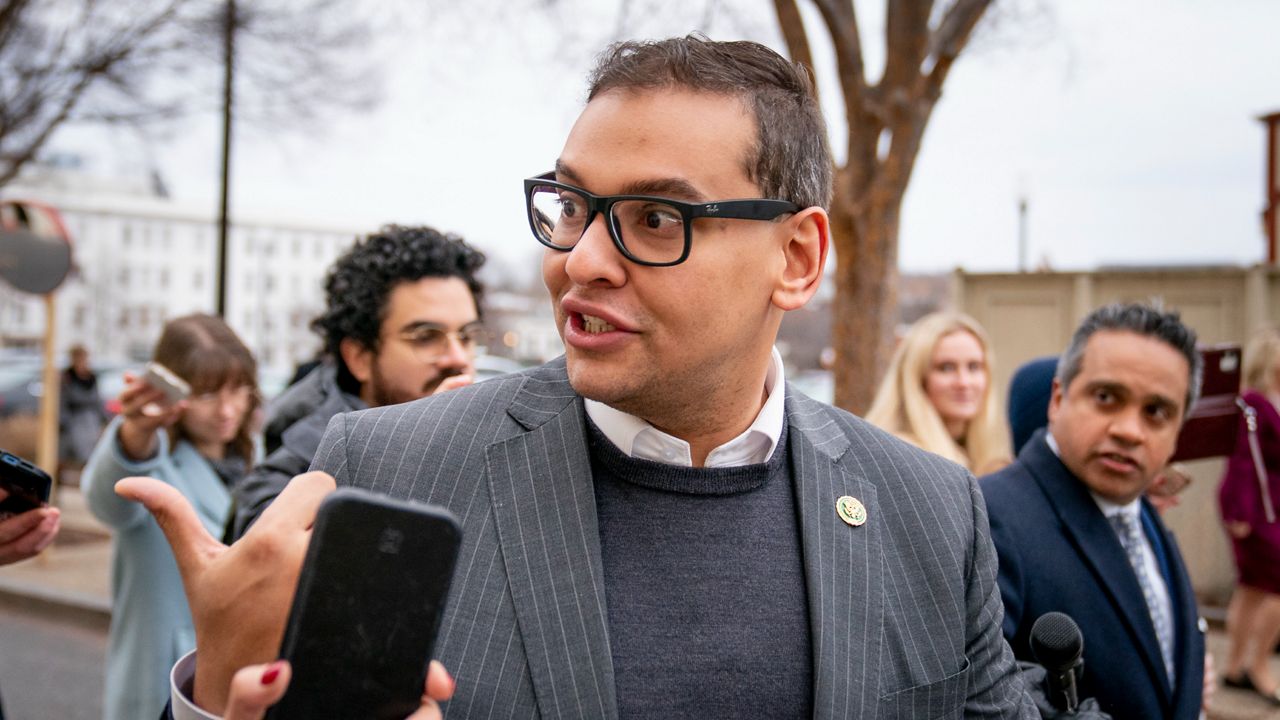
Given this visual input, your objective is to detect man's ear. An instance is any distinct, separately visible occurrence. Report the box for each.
[339,337,374,385]
[1047,377,1064,423]
[771,207,829,312]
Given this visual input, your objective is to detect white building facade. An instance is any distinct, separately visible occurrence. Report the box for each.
[1,167,361,378]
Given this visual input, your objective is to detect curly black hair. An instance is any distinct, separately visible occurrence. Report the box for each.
[312,225,486,363]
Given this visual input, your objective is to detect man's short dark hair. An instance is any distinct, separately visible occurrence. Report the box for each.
[1056,302,1202,416]
[312,225,486,362]
[587,34,833,210]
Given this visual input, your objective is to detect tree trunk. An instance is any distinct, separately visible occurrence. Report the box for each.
[830,174,902,415]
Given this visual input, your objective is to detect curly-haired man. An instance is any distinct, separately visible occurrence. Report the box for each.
[228,225,486,537]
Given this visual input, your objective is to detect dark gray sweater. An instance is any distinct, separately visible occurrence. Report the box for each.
[588,420,812,719]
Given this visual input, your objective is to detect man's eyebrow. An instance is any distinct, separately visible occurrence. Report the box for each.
[399,320,447,333]
[1084,380,1128,398]
[400,319,484,333]
[553,160,706,202]
[1085,380,1181,412]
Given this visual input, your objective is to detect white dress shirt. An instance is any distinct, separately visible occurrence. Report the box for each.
[584,346,786,467]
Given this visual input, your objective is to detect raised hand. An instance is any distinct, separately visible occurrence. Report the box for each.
[116,372,186,461]
[115,471,335,715]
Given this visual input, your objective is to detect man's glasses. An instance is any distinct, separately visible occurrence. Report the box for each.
[523,172,800,267]
[397,324,488,364]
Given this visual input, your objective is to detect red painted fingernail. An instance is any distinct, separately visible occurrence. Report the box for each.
[261,663,282,685]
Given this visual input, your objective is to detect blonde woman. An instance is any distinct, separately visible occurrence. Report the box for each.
[866,311,1012,474]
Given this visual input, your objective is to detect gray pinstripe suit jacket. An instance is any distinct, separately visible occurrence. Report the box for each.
[310,359,1036,719]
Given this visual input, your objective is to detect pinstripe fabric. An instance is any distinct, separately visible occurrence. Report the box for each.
[310,358,1036,719]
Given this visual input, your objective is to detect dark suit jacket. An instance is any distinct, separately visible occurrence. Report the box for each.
[304,359,1035,719]
[980,430,1205,720]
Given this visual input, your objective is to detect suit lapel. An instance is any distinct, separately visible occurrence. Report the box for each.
[1149,506,1203,712]
[1021,436,1172,698]
[485,365,618,719]
[787,390,884,719]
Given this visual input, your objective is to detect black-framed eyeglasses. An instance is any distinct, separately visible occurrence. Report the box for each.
[523,171,801,267]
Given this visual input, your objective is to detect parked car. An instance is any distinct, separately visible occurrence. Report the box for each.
[0,359,44,418]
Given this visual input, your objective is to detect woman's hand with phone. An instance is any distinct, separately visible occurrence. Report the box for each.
[116,371,187,461]
[222,659,455,720]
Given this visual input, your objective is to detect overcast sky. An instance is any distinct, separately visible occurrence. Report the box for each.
[53,0,1280,278]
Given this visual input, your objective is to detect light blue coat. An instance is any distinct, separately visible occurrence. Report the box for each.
[82,417,231,720]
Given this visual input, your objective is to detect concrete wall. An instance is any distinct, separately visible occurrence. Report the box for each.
[954,264,1280,605]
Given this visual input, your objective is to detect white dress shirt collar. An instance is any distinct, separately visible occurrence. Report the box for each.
[584,347,787,468]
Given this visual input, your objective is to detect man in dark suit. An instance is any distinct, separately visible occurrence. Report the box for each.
[125,36,1038,719]
[981,303,1207,719]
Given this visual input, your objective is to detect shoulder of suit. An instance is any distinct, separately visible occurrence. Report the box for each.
[787,392,975,491]
[333,363,555,438]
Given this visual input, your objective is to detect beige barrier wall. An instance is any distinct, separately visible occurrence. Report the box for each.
[954,264,1280,605]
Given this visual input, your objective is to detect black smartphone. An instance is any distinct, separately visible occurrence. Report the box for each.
[266,488,462,720]
[0,449,52,518]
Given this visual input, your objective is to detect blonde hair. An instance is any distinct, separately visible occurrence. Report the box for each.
[865,312,1011,474]
[1243,327,1280,393]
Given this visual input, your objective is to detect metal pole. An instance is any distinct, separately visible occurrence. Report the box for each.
[36,294,60,479]
[216,0,235,317]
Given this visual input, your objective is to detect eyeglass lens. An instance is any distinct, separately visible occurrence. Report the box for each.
[403,327,486,362]
[529,185,686,264]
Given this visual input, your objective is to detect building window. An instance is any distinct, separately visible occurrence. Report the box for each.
[118,268,130,286]
[159,268,169,289]
[122,225,132,247]
[193,272,203,290]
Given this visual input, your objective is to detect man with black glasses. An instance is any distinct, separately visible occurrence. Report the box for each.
[130,35,1037,719]
[227,225,487,539]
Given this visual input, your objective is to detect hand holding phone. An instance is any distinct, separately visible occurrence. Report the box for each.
[0,449,52,517]
[0,449,59,565]
[140,361,191,414]
[266,488,462,720]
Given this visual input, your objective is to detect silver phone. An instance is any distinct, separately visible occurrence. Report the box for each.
[141,361,191,404]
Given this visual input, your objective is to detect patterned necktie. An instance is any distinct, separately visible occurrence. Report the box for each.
[1110,512,1175,683]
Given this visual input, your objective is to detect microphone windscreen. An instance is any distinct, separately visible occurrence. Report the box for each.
[1030,611,1083,669]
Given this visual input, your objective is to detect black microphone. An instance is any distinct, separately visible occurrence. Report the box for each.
[1031,612,1084,714]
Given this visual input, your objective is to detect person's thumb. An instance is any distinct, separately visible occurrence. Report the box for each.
[115,476,223,579]
[223,661,291,720]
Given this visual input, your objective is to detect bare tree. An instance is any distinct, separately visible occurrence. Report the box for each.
[770,0,995,413]
[0,0,379,189]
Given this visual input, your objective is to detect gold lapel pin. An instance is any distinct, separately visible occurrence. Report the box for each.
[836,495,867,527]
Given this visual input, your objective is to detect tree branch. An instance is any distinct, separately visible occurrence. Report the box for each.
[923,0,991,99]
[882,0,932,91]
[772,0,816,81]
[811,0,866,125]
